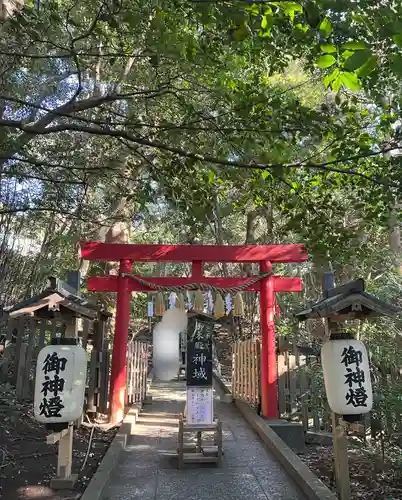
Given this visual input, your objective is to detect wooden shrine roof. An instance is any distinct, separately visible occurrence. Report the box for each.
[5,276,109,320]
[295,278,401,321]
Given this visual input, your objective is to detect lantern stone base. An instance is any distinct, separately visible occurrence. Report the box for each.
[50,474,78,490]
[267,419,306,454]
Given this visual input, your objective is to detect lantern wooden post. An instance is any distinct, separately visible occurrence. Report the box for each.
[324,323,351,500]
[51,279,79,490]
[322,273,351,500]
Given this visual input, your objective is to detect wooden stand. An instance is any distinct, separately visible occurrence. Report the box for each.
[47,424,77,489]
[325,318,351,500]
[177,415,222,469]
[331,413,351,499]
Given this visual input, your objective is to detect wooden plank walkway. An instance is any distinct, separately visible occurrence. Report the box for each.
[102,380,306,500]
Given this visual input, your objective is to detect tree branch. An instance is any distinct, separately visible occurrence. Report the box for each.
[0,119,396,185]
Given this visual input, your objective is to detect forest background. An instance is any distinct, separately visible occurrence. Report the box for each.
[1,0,402,491]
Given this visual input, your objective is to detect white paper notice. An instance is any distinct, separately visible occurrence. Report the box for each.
[186,387,213,425]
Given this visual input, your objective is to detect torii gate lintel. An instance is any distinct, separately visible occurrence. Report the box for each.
[80,241,307,424]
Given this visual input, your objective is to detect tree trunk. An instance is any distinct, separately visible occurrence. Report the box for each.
[389,202,402,274]
[0,0,24,20]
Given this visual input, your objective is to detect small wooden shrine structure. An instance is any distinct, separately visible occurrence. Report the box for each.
[6,274,110,330]
[295,277,400,322]
[4,273,110,490]
[296,275,401,500]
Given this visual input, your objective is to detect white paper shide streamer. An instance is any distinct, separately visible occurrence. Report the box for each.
[186,291,192,310]
[153,308,188,381]
[169,292,176,309]
[207,290,214,314]
[225,294,232,314]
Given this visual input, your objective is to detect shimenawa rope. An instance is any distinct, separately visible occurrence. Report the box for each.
[120,271,273,294]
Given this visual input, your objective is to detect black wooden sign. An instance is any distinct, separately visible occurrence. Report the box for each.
[186,317,213,387]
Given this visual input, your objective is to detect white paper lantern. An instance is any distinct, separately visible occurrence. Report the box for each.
[321,338,373,415]
[153,322,180,381]
[34,345,87,423]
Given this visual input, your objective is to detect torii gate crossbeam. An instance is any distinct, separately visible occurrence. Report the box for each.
[80,241,307,424]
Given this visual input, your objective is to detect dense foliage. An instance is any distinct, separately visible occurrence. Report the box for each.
[0,0,401,469]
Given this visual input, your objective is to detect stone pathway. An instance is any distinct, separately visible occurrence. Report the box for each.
[102,380,306,500]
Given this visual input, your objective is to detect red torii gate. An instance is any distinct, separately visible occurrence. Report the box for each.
[80,241,307,423]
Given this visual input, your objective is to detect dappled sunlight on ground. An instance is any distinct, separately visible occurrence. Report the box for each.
[16,486,54,498]
[103,379,306,500]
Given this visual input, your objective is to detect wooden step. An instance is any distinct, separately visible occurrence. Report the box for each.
[202,446,218,456]
[182,422,218,432]
[183,453,219,463]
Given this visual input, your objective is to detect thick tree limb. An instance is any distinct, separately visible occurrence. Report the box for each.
[0,119,396,184]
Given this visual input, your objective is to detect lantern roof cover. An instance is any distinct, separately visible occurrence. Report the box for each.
[295,278,401,321]
[4,276,110,320]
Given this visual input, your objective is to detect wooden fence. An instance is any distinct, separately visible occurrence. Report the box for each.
[126,340,149,404]
[0,315,149,418]
[231,338,331,432]
[0,316,111,415]
[231,337,402,439]
[276,341,332,433]
[232,339,260,408]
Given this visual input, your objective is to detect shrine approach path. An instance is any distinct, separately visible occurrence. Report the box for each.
[101,379,306,500]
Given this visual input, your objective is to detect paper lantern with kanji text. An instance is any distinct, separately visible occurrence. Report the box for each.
[321,338,373,415]
[34,345,87,423]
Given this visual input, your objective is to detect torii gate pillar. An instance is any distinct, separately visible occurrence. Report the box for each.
[80,242,307,423]
[260,260,277,417]
[109,259,132,424]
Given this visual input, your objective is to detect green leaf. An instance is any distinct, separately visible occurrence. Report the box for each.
[280,2,303,22]
[245,3,260,15]
[390,54,402,78]
[341,50,354,61]
[342,41,368,50]
[319,18,332,37]
[340,71,362,91]
[320,44,336,53]
[304,1,320,28]
[208,170,215,183]
[344,49,372,71]
[392,34,402,48]
[261,14,273,31]
[324,68,340,88]
[316,54,336,68]
[295,23,308,32]
[356,55,378,77]
[332,75,343,91]
[233,21,250,41]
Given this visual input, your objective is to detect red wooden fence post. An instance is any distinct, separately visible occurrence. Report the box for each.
[260,260,278,419]
[109,259,132,424]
